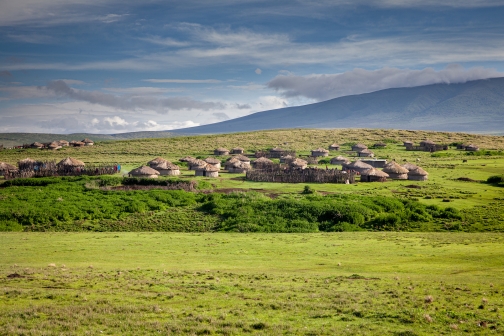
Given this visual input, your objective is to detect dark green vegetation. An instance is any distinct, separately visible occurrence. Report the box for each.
[1,232,503,335]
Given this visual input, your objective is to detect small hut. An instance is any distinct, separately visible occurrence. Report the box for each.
[129,166,160,178]
[189,159,207,171]
[47,142,62,150]
[343,160,374,174]
[328,143,340,151]
[231,147,244,154]
[373,142,387,148]
[152,161,180,176]
[204,157,222,169]
[357,149,374,158]
[57,140,70,147]
[228,161,250,173]
[408,167,428,181]
[402,162,419,171]
[465,144,479,151]
[361,159,387,168]
[30,142,44,149]
[224,157,240,170]
[289,158,307,170]
[330,156,350,165]
[382,161,409,180]
[0,162,17,174]
[456,143,468,150]
[82,138,94,146]
[180,156,196,162]
[234,154,251,167]
[18,158,39,170]
[58,157,85,168]
[148,157,167,167]
[360,168,389,182]
[311,148,329,157]
[195,165,219,178]
[73,141,85,147]
[420,140,435,148]
[403,141,413,147]
[251,157,273,169]
[214,147,229,156]
[351,143,368,152]
[280,155,294,163]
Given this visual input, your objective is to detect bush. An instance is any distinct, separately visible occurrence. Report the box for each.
[302,185,316,194]
[487,175,504,184]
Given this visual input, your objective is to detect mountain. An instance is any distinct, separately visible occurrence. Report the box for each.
[173,78,504,134]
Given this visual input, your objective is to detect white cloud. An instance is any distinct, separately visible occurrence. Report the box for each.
[142,79,222,84]
[267,65,504,101]
[139,36,190,47]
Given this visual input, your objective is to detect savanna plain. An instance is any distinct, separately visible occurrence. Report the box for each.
[1,128,504,335]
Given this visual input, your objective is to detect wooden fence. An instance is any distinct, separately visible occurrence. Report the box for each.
[3,161,121,179]
[405,144,448,152]
[246,165,355,184]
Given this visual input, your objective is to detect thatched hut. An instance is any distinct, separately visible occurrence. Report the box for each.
[330,156,350,165]
[231,147,244,154]
[289,158,307,169]
[224,157,240,170]
[279,155,294,163]
[228,161,250,173]
[329,143,340,151]
[214,147,229,156]
[251,157,273,169]
[189,159,207,171]
[57,140,70,147]
[152,161,180,176]
[456,143,469,150]
[58,157,85,168]
[180,156,196,162]
[408,167,428,181]
[311,148,329,157]
[373,142,387,148]
[352,143,368,152]
[73,141,85,147]
[343,160,373,174]
[402,162,419,171]
[357,149,374,158]
[148,157,167,167]
[420,140,435,147]
[270,147,284,154]
[360,168,389,182]
[234,154,251,167]
[82,138,94,146]
[129,166,160,178]
[18,158,38,170]
[195,165,219,177]
[382,161,409,180]
[465,144,479,151]
[204,157,222,169]
[403,141,413,147]
[361,159,387,168]
[30,142,44,149]
[0,162,17,174]
[47,142,62,150]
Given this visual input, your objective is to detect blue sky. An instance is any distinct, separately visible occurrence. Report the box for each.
[1,0,504,133]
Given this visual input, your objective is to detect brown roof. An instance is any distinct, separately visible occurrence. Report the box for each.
[58,157,85,167]
[31,142,43,147]
[82,138,94,143]
[253,157,273,163]
[230,161,249,169]
[234,154,251,162]
[408,167,428,176]
[270,147,284,152]
[329,143,339,147]
[130,166,160,175]
[421,140,436,145]
[402,162,419,171]
[353,143,367,149]
[312,148,329,153]
[191,159,208,168]
[148,157,167,165]
[180,156,196,162]
[58,140,69,145]
[204,157,221,164]
[153,161,179,170]
[290,158,307,167]
[232,147,244,151]
[0,162,17,171]
[358,149,374,154]
[48,142,61,149]
[382,162,409,174]
[196,164,219,172]
[19,158,36,164]
[361,168,389,177]
[344,160,374,169]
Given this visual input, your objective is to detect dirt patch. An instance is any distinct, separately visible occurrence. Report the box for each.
[7,273,24,279]
[456,177,477,182]
[405,185,422,189]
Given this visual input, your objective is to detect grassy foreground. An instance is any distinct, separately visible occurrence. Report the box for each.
[1,232,503,335]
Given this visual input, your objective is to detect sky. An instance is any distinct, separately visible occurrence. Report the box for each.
[1,0,504,134]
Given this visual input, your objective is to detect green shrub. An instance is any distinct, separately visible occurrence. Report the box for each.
[487,175,503,184]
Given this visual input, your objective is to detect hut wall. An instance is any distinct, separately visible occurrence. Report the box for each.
[159,169,181,176]
[246,165,355,184]
[361,160,387,168]
[205,171,219,178]
[357,152,374,157]
[228,167,248,173]
[214,150,229,155]
[231,149,244,154]
[330,159,348,165]
[387,173,408,180]
[408,175,428,181]
[131,173,158,178]
[311,151,329,157]
[207,162,222,169]
[465,147,479,151]
[329,146,340,151]
[195,170,205,176]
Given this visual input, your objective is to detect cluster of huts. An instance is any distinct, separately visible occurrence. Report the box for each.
[26,139,94,150]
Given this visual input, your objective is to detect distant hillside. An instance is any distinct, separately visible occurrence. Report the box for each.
[0,131,184,148]
[172,78,504,134]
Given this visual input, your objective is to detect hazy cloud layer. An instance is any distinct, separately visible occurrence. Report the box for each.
[267,65,504,101]
[42,80,226,113]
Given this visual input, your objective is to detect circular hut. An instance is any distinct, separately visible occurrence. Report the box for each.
[465,144,479,151]
[47,142,62,150]
[152,161,180,176]
[195,165,219,178]
[311,148,329,157]
[82,138,94,146]
[351,143,368,152]
[373,142,387,148]
[58,157,85,168]
[30,142,44,149]
[148,157,167,167]
[402,162,419,171]
[129,166,160,178]
[328,143,340,151]
[403,141,413,147]
[180,156,196,162]
[57,140,70,147]
[0,162,17,175]
[73,141,85,147]
[420,140,436,149]
[228,161,250,173]
[189,159,207,171]
[204,157,222,169]
[343,160,374,174]
[360,168,389,182]
[279,155,294,163]
[224,157,240,170]
[214,147,229,156]
[251,157,273,169]
[382,161,409,180]
[408,167,428,181]
[234,154,251,166]
[357,149,374,158]
[231,147,244,154]
[330,156,350,165]
[18,158,39,170]
[289,158,307,170]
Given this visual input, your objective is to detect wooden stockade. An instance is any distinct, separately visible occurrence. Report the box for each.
[4,161,121,180]
[405,144,448,152]
[255,150,296,159]
[246,165,355,184]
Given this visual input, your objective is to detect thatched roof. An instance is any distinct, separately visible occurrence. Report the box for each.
[153,161,179,170]
[196,164,219,172]
[270,147,284,152]
[215,147,229,152]
[148,157,167,166]
[48,141,61,149]
[361,168,389,177]
[334,155,349,161]
[358,149,374,154]
[230,161,249,169]
[19,158,36,164]
[58,157,85,167]
[31,142,43,147]
[130,166,160,175]
[226,157,240,163]
[232,147,244,151]
[421,140,436,145]
[401,162,419,171]
[82,138,94,143]
[329,143,339,148]
[382,162,409,174]
[180,156,196,162]
[281,155,293,160]
[253,157,273,164]
[74,141,85,146]
[58,140,69,145]
[344,160,373,170]
[0,162,17,171]
[290,158,307,167]
[312,147,329,153]
[408,167,428,176]
[465,144,479,150]
[374,142,387,146]
[234,154,251,162]
[204,157,221,164]
[353,143,367,149]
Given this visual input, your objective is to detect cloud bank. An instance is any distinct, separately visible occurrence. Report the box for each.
[267,65,504,101]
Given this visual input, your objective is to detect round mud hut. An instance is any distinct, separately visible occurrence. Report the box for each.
[129,166,160,178]
[289,158,307,170]
[231,147,244,154]
[373,142,387,148]
[408,167,428,181]
[82,138,94,146]
[357,149,375,158]
[360,168,389,182]
[234,154,251,167]
[382,161,409,180]
[30,142,44,149]
[214,147,229,156]
[58,157,85,168]
[189,159,207,171]
[420,140,436,148]
[351,143,368,152]
[251,157,273,169]
[152,161,180,176]
[180,156,196,163]
[195,165,219,178]
[148,157,167,167]
[204,157,222,169]
[47,142,62,150]
[228,161,250,173]
[0,162,17,174]
[343,160,374,174]
[328,143,340,151]
[402,162,419,171]
[311,148,329,157]
[57,140,70,147]
[279,155,294,163]
[465,144,479,151]
[403,141,413,147]
[224,157,240,170]
[73,141,85,147]
[330,156,350,165]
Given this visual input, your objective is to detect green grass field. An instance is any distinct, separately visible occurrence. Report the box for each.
[1,232,503,335]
